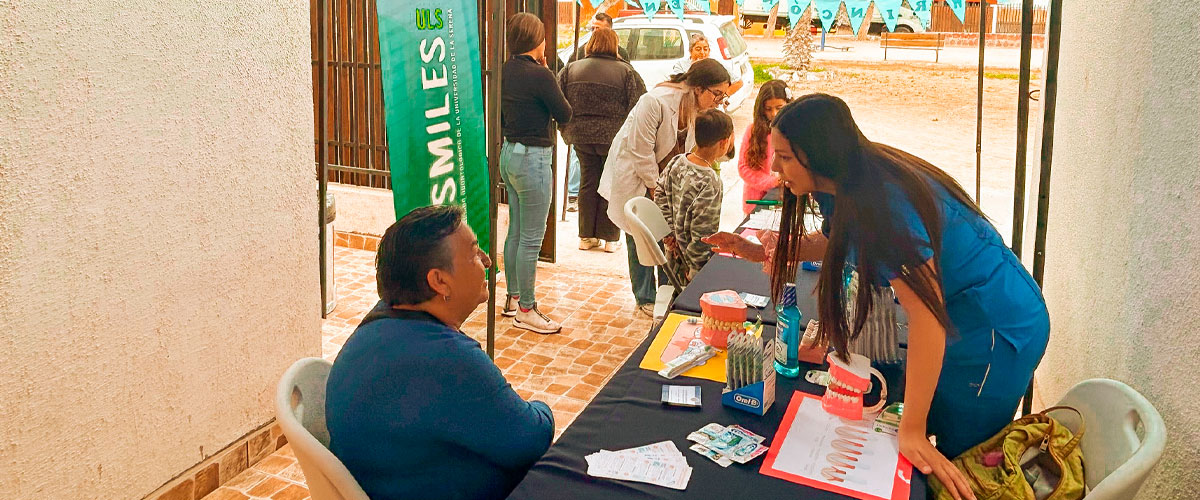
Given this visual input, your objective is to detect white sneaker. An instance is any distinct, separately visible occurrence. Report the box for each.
[501,295,519,317]
[603,240,621,253]
[514,305,562,334]
[636,303,655,318]
[579,238,599,250]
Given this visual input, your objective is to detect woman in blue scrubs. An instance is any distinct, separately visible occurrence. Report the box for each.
[707,94,1048,500]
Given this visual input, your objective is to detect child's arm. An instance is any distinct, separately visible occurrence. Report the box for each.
[683,179,722,274]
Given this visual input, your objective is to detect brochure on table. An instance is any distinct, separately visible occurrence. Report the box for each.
[761,392,913,500]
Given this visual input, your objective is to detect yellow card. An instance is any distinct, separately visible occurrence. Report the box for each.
[638,313,727,383]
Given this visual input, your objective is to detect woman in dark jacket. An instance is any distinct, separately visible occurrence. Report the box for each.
[558,27,646,253]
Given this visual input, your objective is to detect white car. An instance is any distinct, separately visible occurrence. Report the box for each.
[557,14,755,111]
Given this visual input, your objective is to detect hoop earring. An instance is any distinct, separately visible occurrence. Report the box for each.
[443,295,450,302]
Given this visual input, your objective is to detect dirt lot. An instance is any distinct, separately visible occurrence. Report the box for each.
[718,60,1043,239]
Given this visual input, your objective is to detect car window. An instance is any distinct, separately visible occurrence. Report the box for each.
[717,22,748,57]
[633,28,684,60]
[616,28,633,53]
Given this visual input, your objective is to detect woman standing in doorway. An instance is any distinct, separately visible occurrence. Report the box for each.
[738,79,790,214]
[499,13,572,334]
[600,58,734,317]
[560,27,647,253]
[671,33,711,75]
[707,94,1049,500]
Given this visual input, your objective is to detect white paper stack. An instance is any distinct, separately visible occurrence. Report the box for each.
[742,210,781,232]
[584,441,692,490]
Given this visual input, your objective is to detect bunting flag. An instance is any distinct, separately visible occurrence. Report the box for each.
[813,0,841,32]
[763,0,781,14]
[589,0,604,8]
[907,0,931,29]
[667,0,685,20]
[787,0,810,28]
[735,0,745,8]
[698,0,712,13]
[945,0,967,24]
[875,0,903,32]
[843,0,872,35]
[377,0,490,251]
[642,0,659,19]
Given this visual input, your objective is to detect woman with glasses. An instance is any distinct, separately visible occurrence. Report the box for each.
[599,58,736,317]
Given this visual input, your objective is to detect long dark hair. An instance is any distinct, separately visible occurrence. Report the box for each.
[666,58,729,87]
[768,94,986,361]
[746,80,790,170]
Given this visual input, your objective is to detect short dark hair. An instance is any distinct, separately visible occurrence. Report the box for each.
[593,12,613,27]
[376,205,464,306]
[694,109,734,148]
[507,13,546,56]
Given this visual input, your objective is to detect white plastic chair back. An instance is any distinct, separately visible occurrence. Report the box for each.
[276,358,369,500]
[1053,378,1166,500]
[624,196,671,268]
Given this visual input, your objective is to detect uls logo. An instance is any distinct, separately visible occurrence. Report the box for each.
[734,394,760,408]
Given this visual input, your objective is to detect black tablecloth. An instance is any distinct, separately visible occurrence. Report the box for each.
[672,255,822,327]
[507,315,925,500]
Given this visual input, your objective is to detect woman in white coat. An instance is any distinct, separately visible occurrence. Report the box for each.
[599,58,737,316]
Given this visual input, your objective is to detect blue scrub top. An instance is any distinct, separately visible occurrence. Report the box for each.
[811,182,1049,362]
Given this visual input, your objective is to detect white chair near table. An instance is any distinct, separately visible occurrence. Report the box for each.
[1051,378,1166,500]
[276,357,369,500]
[624,196,685,320]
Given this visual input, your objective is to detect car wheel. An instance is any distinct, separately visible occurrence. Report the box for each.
[895,25,914,33]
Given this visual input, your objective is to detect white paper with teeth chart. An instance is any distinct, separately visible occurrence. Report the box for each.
[760,392,912,500]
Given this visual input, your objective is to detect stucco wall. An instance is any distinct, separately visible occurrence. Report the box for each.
[1035,2,1200,498]
[329,183,396,237]
[0,1,320,498]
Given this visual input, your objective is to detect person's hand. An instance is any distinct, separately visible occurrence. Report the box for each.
[899,429,975,500]
[757,229,779,274]
[702,232,765,262]
[663,234,679,255]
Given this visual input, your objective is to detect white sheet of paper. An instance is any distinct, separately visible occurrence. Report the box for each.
[770,396,902,499]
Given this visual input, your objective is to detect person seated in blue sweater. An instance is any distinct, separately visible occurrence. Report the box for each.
[326,204,555,500]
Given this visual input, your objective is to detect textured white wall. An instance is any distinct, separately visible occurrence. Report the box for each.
[1036,2,1200,498]
[0,1,320,498]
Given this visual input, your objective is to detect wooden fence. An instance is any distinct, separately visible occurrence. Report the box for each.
[930,1,1047,34]
[312,0,391,189]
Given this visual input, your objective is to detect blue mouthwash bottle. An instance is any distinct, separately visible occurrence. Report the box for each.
[774,283,802,378]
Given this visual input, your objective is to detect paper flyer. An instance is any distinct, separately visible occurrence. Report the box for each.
[760,392,912,500]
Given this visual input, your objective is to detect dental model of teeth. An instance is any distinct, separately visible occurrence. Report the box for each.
[822,352,888,421]
[699,290,747,349]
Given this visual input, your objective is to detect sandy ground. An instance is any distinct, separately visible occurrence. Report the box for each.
[547,38,1041,276]
[746,35,1045,69]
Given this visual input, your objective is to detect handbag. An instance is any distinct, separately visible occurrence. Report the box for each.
[929,407,1086,500]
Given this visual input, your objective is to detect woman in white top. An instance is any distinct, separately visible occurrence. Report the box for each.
[670,33,711,76]
[599,58,736,316]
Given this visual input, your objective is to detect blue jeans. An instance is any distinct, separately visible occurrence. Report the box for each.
[568,150,580,197]
[500,140,553,309]
[626,233,669,306]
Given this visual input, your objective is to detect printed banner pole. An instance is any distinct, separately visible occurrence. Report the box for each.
[376,0,491,254]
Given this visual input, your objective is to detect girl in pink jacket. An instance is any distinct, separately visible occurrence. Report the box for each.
[738,80,791,214]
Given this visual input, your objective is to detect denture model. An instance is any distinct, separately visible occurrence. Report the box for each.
[699,290,746,349]
[797,319,829,364]
[822,352,888,421]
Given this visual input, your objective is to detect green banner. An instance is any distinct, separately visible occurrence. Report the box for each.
[377,0,491,252]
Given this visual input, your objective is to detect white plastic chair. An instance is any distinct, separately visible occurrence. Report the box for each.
[276,358,369,500]
[624,196,684,319]
[1051,378,1166,499]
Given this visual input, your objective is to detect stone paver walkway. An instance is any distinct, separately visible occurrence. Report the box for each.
[203,243,653,500]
